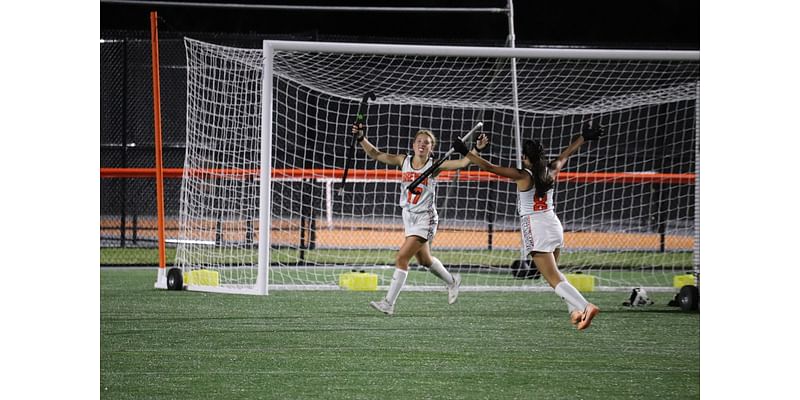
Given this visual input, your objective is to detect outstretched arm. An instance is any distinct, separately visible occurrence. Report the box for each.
[550,135,585,174]
[437,133,490,171]
[353,123,404,167]
[463,151,528,182]
[452,135,531,188]
[550,121,604,174]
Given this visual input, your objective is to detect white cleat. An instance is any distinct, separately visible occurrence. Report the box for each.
[369,299,395,315]
[447,273,462,305]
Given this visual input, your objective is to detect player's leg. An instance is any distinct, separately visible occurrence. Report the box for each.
[553,248,581,325]
[388,236,425,303]
[522,216,580,322]
[415,243,460,304]
[409,208,451,284]
[370,235,425,315]
[532,251,599,330]
[416,243,455,285]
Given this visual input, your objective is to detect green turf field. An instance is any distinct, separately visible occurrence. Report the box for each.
[101,268,699,399]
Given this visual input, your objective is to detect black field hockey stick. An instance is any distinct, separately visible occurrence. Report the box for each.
[407,122,483,193]
[340,91,376,194]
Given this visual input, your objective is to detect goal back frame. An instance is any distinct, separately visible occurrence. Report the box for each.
[255,40,699,295]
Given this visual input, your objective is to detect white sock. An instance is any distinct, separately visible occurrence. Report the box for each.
[558,272,579,313]
[385,268,408,305]
[554,279,589,313]
[427,257,454,285]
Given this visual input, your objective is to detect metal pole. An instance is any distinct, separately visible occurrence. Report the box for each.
[120,39,128,248]
[264,40,700,60]
[506,0,525,268]
[693,85,700,287]
[506,0,523,170]
[150,11,168,271]
[256,42,275,295]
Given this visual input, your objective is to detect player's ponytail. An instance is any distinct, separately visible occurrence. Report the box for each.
[523,140,553,197]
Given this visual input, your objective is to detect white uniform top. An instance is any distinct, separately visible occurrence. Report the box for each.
[399,155,437,213]
[517,168,555,215]
[517,168,563,253]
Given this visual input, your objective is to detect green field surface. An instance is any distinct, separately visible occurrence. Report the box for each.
[101,268,699,399]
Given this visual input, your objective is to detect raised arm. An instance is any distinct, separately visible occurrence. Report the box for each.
[550,121,605,175]
[353,123,404,167]
[437,132,490,171]
[452,135,530,184]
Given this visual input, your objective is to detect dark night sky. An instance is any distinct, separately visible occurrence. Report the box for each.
[100,0,699,49]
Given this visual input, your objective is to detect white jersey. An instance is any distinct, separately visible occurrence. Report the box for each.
[517,168,555,216]
[399,155,437,213]
[517,168,563,253]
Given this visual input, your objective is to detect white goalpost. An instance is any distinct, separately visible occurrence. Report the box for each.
[171,38,699,295]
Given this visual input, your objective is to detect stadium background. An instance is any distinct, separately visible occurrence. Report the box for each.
[100,0,699,260]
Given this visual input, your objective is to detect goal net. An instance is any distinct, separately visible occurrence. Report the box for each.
[173,38,699,294]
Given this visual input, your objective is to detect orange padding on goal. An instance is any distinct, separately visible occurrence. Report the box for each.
[100,168,695,184]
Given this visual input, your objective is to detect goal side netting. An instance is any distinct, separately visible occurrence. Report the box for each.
[173,38,699,294]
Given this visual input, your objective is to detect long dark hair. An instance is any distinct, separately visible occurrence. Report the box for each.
[523,140,553,197]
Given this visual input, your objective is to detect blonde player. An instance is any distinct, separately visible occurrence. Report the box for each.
[454,122,604,330]
[352,122,488,315]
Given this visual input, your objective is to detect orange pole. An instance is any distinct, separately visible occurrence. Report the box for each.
[150,11,166,270]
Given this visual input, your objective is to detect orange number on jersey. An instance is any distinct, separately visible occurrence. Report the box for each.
[533,195,548,211]
[408,187,423,204]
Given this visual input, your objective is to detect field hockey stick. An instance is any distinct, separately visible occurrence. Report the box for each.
[340,91,376,193]
[407,122,483,192]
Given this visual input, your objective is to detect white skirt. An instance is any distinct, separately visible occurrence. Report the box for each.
[520,210,564,254]
[403,208,438,242]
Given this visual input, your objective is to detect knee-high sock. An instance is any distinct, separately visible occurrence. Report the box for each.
[385,268,408,305]
[554,276,589,313]
[427,257,454,285]
[558,272,579,313]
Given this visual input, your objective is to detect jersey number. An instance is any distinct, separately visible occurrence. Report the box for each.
[407,187,423,204]
[533,195,548,211]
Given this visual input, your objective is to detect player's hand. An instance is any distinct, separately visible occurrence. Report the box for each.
[581,121,605,141]
[474,132,489,152]
[453,138,470,156]
[352,123,366,142]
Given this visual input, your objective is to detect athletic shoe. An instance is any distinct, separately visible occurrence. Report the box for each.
[447,273,462,305]
[576,303,600,331]
[570,310,583,326]
[369,299,394,316]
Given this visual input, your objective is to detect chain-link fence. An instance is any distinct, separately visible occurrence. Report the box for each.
[100,31,265,264]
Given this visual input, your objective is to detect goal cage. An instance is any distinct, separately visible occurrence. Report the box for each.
[167,38,700,295]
